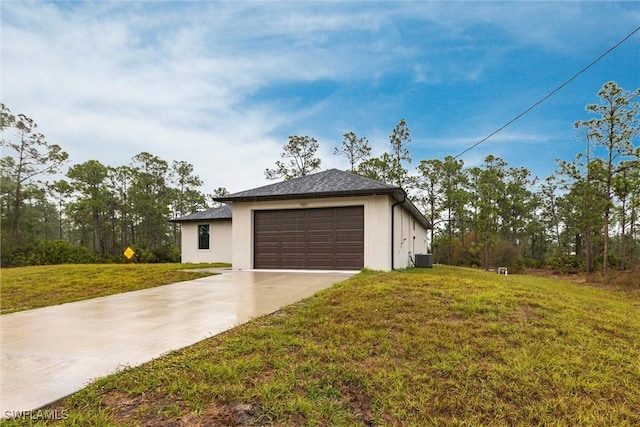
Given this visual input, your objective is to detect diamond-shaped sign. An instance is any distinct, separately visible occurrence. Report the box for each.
[123,246,135,260]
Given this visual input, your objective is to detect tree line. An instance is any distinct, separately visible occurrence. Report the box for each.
[262,82,640,274]
[1,104,230,265]
[2,81,639,273]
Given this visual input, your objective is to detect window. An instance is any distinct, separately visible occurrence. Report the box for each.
[198,224,210,250]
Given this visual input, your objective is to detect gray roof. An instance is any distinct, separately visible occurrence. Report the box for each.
[170,204,232,222]
[216,169,401,201]
[216,169,431,229]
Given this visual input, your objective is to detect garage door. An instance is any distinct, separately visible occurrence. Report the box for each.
[254,206,364,270]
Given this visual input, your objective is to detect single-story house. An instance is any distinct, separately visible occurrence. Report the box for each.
[173,168,431,271]
[170,204,232,264]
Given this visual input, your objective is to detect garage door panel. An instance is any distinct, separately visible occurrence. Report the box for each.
[282,259,306,269]
[254,206,363,270]
[337,220,362,229]
[335,244,362,253]
[255,224,280,233]
[255,257,280,269]
[280,233,306,243]
[255,240,278,248]
[336,258,362,269]
[308,232,335,242]
[309,223,334,233]
[336,231,362,241]
[308,246,334,256]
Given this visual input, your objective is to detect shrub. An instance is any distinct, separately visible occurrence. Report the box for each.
[152,244,181,263]
[3,240,99,266]
[131,245,158,263]
[547,254,585,274]
[607,253,621,271]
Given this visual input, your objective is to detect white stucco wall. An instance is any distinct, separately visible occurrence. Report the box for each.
[392,201,429,269]
[230,195,428,271]
[179,221,232,264]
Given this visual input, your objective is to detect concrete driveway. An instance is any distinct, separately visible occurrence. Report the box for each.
[0,270,354,414]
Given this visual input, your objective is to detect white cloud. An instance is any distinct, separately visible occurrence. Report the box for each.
[1,1,637,196]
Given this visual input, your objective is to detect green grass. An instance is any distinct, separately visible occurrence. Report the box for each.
[0,263,229,314]
[4,266,640,425]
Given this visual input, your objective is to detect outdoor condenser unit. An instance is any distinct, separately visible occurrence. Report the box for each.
[415,254,433,268]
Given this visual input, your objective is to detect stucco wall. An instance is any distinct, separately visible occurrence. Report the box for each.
[231,195,427,271]
[392,201,429,269]
[179,221,232,264]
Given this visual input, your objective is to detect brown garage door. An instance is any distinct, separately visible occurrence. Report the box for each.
[254,206,364,270]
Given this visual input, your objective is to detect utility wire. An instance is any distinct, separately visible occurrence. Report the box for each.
[453,25,640,159]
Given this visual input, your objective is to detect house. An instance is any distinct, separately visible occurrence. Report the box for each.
[173,168,430,270]
[170,204,232,264]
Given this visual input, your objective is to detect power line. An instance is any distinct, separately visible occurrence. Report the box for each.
[453,25,640,159]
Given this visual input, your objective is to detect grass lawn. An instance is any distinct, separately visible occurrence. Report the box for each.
[5,266,640,426]
[0,263,228,314]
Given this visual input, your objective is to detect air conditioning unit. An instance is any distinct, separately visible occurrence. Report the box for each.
[414,254,433,268]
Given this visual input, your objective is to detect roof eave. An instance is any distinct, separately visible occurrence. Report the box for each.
[169,217,232,223]
[214,187,403,203]
[215,188,431,229]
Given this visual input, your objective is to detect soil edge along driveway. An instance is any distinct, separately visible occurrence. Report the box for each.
[0,270,354,414]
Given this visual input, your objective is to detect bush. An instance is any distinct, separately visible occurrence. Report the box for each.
[102,253,126,264]
[1,240,182,266]
[3,239,99,266]
[607,253,621,270]
[131,245,158,263]
[547,254,585,274]
[107,244,179,264]
[152,244,181,263]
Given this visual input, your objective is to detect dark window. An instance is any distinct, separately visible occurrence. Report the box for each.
[198,224,210,249]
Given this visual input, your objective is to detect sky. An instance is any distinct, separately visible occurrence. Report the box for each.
[2,1,639,195]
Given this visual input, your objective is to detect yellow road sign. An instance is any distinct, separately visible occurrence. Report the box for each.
[123,246,135,260]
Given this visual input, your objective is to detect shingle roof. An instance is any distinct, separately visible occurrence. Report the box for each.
[215,169,402,202]
[215,169,431,229]
[170,204,232,222]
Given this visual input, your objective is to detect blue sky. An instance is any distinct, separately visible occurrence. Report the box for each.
[2,1,639,193]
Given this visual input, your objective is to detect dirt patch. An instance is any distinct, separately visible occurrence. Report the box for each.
[511,304,542,322]
[70,391,267,426]
[340,383,376,426]
[228,403,264,426]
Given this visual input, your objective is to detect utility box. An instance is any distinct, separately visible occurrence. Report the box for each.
[415,254,433,268]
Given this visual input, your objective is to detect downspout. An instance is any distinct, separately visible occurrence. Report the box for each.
[412,236,416,266]
[391,194,406,270]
